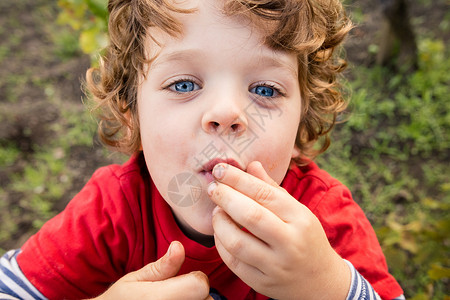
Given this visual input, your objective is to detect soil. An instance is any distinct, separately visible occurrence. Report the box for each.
[0,0,120,250]
[0,0,448,250]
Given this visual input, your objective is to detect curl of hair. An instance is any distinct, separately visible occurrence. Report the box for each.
[86,0,352,164]
[86,0,191,153]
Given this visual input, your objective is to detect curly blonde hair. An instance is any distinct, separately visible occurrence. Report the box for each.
[86,0,352,164]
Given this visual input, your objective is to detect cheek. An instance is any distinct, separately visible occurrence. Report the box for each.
[139,104,184,154]
[257,115,300,183]
[259,143,295,184]
[249,135,294,184]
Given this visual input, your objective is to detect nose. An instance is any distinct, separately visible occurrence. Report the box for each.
[201,92,248,136]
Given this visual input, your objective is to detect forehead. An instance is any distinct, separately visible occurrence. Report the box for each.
[144,0,297,72]
[146,1,253,49]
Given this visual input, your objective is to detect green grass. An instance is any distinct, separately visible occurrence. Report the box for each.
[0,0,114,253]
[0,102,99,246]
[0,145,20,168]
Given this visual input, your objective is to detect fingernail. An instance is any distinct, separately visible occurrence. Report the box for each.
[212,206,220,216]
[167,242,174,256]
[207,181,217,196]
[212,164,226,179]
[167,241,179,257]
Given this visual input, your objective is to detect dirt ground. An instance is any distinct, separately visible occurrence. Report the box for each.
[0,0,121,250]
[0,0,448,250]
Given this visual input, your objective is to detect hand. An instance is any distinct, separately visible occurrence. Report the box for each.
[208,162,351,300]
[94,241,212,300]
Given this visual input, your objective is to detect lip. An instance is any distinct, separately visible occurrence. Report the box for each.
[201,158,244,173]
[199,158,244,183]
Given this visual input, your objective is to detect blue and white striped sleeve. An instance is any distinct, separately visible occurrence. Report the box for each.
[344,260,405,300]
[0,250,47,300]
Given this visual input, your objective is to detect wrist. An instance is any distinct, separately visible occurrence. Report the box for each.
[280,250,351,300]
[313,252,351,300]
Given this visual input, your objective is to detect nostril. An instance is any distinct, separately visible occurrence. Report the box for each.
[205,119,246,134]
[208,121,220,132]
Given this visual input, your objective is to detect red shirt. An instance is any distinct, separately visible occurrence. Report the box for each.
[17,153,403,299]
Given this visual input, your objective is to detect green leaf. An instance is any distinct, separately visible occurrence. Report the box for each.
[85,0,108,21]
[80,27,100,54]
[428,264,450,280]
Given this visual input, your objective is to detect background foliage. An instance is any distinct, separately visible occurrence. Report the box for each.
[57,0,108,58]
[318,39,450,298]
[0,0,448,299]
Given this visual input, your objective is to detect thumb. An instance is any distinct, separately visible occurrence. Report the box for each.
[126,241,185,282]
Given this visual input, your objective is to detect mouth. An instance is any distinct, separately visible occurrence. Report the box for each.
[199,158,244,182]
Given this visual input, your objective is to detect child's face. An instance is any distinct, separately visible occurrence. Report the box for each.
[138,1,301,241]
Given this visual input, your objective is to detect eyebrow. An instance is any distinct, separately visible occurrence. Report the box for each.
[149,50,202,70]
[251,53,299,79]
[150,48,298,78]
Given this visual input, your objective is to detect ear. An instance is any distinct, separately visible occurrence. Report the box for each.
[123,109,133,138]
[291,145,301,159]
[123,108,143,151]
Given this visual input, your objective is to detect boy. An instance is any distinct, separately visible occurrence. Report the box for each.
[0,0,405,299]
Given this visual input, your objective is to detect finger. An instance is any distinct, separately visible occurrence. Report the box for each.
[113,271,210,300]
[209,182,287,244]
[125,241,185,282]
[212,207,272,270]
[246,161,279,187]
[211,163,298,220]
[146,271,210,300]
[214,230,264,286]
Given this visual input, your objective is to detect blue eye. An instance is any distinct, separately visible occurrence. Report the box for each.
[255,86,274,97]
[251,85,278,97]
[171,80,198,93]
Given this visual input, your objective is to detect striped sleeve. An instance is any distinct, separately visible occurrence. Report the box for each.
[345,260,405,300]
[0,250,47,300]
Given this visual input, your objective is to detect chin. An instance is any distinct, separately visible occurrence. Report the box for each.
[174,207,216,242]
[190,215,215,236]
[183,220,215,246]
[196,227,215,237]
